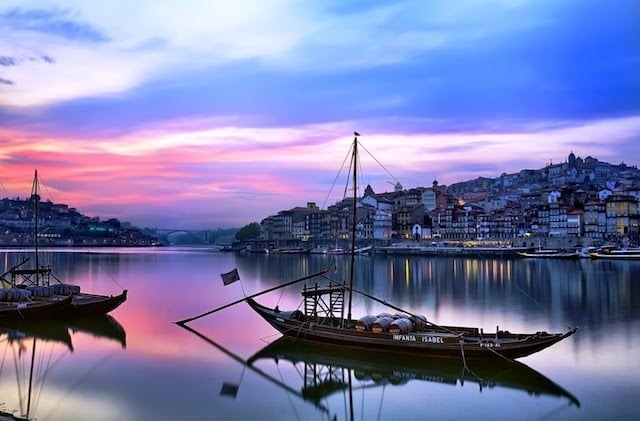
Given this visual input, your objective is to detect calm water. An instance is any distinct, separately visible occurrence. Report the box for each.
[1,248,639,420]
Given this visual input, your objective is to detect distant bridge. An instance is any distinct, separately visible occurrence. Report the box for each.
[152,228,216,244]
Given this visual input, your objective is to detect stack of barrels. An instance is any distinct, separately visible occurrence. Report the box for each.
[355,312,428,334]
[0,283,81,302]
[0,288,33,302]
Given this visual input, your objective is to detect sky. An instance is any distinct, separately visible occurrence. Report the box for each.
[1,0,639,229]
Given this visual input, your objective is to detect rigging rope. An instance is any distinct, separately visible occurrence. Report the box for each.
[321,142,354,210]
[358,142,402,186]
[512,282,549,312]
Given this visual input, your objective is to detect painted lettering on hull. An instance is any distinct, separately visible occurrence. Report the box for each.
[392,334,444,344]
[479,341,501,348]
[392,334,416,341]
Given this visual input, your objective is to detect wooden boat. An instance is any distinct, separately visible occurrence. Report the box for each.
[178,134,577,361]
[517,249,579,259]
[247,134,576,360]
[267,247,311,254]
[589,246,640,260]
[249,336,580,407]
[0,295,73,321]
[3,170,127,319]
[61,290,128,317]
[247,296,575,360]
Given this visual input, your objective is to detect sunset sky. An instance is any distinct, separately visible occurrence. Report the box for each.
[1,1,639,229]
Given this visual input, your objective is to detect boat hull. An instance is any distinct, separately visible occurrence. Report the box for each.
[0,295,73,320]
[247,298,576,361]
[62,290,128,317]
[589,252,640,260]
[517,251,579,259]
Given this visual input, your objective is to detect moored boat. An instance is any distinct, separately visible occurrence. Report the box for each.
[0,294,73,321]
[589,246,640,260]
[179,133,577,362]
[3,170,127,319]
[245,134,576,360]
[517,248,579,259]
[247,295,575,360]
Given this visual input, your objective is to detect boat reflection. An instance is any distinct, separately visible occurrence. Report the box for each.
[0,319,74,351]
[0,316,127,420]
[179,325,579,419]
[65,315,127,349]
[249,337,580,409]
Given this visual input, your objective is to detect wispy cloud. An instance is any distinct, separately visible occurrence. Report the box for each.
[0,0,638,227]
[0,7,109,42]
[2,114,639,227]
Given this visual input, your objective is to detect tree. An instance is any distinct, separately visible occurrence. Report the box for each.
[235,222,260,241]
[107,218,121,229]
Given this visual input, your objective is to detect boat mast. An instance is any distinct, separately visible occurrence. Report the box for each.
[32,169,40,283]
[347,133,359,322]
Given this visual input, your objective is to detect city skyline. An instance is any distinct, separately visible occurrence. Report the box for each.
[1,1,639,229]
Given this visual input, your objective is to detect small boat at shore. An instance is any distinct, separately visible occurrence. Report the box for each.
[589,246,640,260]
[517,248,579,259]
[177,133,577,361]
[267,246,310,254]
[1,170,127,319]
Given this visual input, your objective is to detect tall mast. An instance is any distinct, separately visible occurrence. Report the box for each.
[32,169,40,283]
[347,133,359,322]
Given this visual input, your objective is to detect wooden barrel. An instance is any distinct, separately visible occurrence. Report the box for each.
[372,316,393,333]
[6,288,32,302]
[412,314,428,331]
[55,284,81,295]
[355,315,377,331]
[389,318,413,334]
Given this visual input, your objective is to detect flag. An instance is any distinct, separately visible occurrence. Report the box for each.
[219,382,239,398]
[220,268,240,286]
[1,276,11,289]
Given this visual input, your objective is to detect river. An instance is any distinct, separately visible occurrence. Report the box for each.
[0,247,638,420]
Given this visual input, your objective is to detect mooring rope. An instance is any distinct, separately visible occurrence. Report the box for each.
[459,340,484,382]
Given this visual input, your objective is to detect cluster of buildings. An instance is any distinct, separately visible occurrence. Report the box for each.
[0,196,158,247]
[258,152,640,248]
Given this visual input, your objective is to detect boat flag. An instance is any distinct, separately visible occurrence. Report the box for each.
[219,382,239,398]
[0,276,10,289]
[221,268,240,286]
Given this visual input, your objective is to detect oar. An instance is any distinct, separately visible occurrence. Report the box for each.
[175,269,329,325]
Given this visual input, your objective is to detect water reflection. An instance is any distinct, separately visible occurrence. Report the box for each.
[0,316,126,420]
[180,325,580,421]
[234,254,640,330]
[0,249,637,420]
